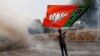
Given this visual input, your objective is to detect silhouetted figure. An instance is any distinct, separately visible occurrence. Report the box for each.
[58,29,68,56]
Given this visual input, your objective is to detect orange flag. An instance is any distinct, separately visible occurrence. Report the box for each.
[43,5,89,28]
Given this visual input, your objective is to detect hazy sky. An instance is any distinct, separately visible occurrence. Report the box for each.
[0,0,72,21]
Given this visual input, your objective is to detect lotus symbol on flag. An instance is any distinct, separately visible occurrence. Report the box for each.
[49,12,67,24]
[43,5,89,27]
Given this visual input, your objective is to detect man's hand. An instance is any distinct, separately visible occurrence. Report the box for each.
[62,32,66,38]
[63,32,66,35]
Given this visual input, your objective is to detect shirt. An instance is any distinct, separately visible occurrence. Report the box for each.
[58,34,66,44]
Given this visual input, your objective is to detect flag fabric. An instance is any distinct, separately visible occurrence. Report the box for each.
[43,5,89,28]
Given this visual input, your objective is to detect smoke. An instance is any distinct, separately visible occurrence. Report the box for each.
[71,0,98,28]
[28,19,44,34]
[96,0,100,28]
[70,0,95,5]
[0,1,34,51]
[79,0,97,28]
[0,0,99,52]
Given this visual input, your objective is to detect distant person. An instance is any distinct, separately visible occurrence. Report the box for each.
[58,29,68,56]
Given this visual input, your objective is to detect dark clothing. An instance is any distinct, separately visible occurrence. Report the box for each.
[60,44,68,56]
[58,35,66,44]
[58,34,68,56]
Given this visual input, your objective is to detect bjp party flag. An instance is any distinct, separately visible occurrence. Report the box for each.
[43,5,89,28]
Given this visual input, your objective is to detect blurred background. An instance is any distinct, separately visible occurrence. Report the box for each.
[0,0,100,56]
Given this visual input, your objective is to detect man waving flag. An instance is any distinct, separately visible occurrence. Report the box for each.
[43,5,89,28]
[42,4,89,56]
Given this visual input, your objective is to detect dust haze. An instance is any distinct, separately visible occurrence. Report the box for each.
[0,0,34,50]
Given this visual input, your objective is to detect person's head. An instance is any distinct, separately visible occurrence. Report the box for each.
[58,28,62,34]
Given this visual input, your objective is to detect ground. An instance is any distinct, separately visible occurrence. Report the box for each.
[0,34,100,56]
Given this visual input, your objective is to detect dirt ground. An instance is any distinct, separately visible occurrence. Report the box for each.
[0,34,100,56]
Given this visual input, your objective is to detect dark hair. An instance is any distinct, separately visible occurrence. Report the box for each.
[58,28,62,34]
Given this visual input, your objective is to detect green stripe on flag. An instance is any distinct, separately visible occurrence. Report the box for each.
[63,5,89,27]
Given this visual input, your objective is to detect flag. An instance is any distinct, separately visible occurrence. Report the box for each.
[43,5,89,28]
